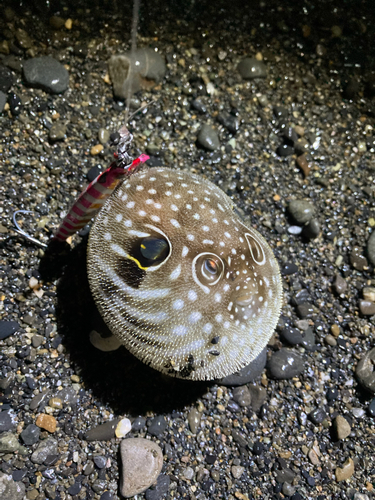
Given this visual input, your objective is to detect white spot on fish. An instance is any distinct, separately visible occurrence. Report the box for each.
[215,293,222,303]
[126,201,135,209]
[189,311,202,323]
[182,246,189,257]
[173,299,184,310]
[169,264,181,280]
[171,204,179,212]
[104,233,112,241]
[148,189,157,194]
[215,314,223,323]
[188,290,197,301]
[151,215,160,222]
[173,325,188,336]
[124,220,132,227]
[187,234,195,241]
[170,219,180,228]
[203,323,213,334]
[116,214,123,222]
[202,225,210,232]
[193,213,200,220]
[136,185,144,191]
[138,210,146,217]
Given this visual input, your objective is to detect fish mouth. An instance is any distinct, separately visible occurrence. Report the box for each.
[234,292,254,307]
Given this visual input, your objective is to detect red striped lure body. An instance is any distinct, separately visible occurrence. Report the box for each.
[53,125,149,242]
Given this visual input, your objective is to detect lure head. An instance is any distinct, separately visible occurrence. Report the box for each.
[87,167,282,381]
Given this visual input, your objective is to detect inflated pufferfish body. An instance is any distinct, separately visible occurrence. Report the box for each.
[87,167,282,381]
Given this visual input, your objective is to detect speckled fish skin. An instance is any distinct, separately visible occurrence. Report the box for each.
[87,167,282,381]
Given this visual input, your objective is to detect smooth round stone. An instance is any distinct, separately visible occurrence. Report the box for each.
[333,415,351,440]
[145,474,170,500]
[237,57,267,79]
[94,455,107,469]
[325,334,337,347]
[85,418,120,441]
[132,417,146,431]
[281,262,298,275]
[335,458,354,482]
[350,247,368,271]
[182,467,194,480]
[98,128,110,145]
[148,416,167,437]
[368,231,375,265]
[0,432,23,453]
[231,465,244,479]
[48,397,63,409]
[0,320,20,340]
[302,219,320,239]
[368,398,375,417]
[9,93,22,116]
[333,274,347,295]
[363,287,375,302]
[191,99,207,114]
[308,408,327,425]
[356,347,375,393]
[282,482,296,496]
[87,165,103,182]
[359,300,375,316]
[67,482,81,496]
[20,424,40,446]
[100,492,114,500]
[48,123,66,141]
[353,494,370,500]
[187,408,201,434]
[288,225,303,235]
[277,143,294,157]
[197,124,220,151]
[108,48,166,99]
[280,326,303,346]
[232,385,251,407]
[288,200,315,224]
[267,348,304,379]
[216,347,267,386]
[23,56,69,94]
[120,438,163,498]
[0,471,26,500]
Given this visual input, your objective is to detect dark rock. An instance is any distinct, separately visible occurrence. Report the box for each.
[232,385,251,407]
[20,424,40,445]
[23,56,69,94]
[191,99,207,114]
[217,347,267,386]
[0,91,6,113]
[277,143,294,157]
[280,326,303,345]
[94,456,107,469]
[302,219,320,239]
[0,411,16,432]
[132,417,146,431]
[368,398,375,417]
[267,348,304,379]
[85,419,120,441]
[356,347,375,393]
[197,124,220,151]
[237,58,267,79]
[30,438,58,465]
[281,262,298,275]
[308,408,327,425]
[148,416,167,437]
[145,474,170,500]
[333,274,347,295]
[0,321,20,340]
[0,66,14,93]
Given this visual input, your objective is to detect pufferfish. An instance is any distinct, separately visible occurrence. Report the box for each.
[87,167,282,381]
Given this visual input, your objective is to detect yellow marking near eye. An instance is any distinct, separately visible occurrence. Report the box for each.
[125,253,149,270]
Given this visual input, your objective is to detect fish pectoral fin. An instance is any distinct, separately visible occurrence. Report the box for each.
[89,330,122,352]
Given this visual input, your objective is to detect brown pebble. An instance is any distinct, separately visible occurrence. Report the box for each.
[48,397,63,409]
[325,334,337,346]
[296,154,310,177]
[36,414,57,433]
[90,144,103,156]
[359,300,375,316]
[333,415,351,440]
[335,458,354,482]
[350,247,368,271]
[294,125,305,136]
[330,324,340,337]
[308,448,320,465]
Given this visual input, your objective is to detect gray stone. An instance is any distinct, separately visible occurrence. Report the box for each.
[23,56,69,94]
[197,124,220,151]
[30,437,58,464]
[187,408,201,434]
[282,482,296,496]
[0,410,16,432]
[108,48,166,100]
[21,424,40,445]
[237,58,267,79]
[216,347,267,386]
[0,472,26,500]
[182,467,194,480]
[367,231,375,266]
[31,334,44,348]
[98,128,110,145]
[248,384,267,412]
[148,415,167,437]
[288,200,315,224]
[0,432,27,454]
[49,122,66,141]
[0,320,20,340]
[359,300,375,316]
[0,91,6,113]
[356,347,375,393]
[30,390,50,410]
[85,418,120,441]
[120,438,163,497]
[333,415,351,440]
[267,348,304,379]
[333,274,347,295]
[59,386,78,406]
[232,385,251,407]
[231,465,244,479]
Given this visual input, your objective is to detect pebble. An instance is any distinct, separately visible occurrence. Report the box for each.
[23,56,69,94]
[368,398,375,416]
[145,474,170,500]
[353,494,370,500]
[333,274,347,295]
[325,334,337,346]
[277,143,294,157]
[31,334,44,348]
[296,154,310,177]
[36,414,57,433]
[9,93,22,116]
[15,28,33,49]
[132,417,146,431]
[87,165,103,182]
[85,418,120,441]
[98,128,110,145]
[356,347,375,393]
[0,410,16,432]
[282,482,296,496]
[48,122,66,141]
[281,262,298,275]
[0,320,20,340]
[94,455,107,469]
[0,91,6,112]
[217,347,267,386]
[267,348,304,379]
[0,471,26,500]
[115,417,132,438]
[302,219,320,239]
[237,57,267,79]
[288,200,315,224]
[20,424,40,445]
[108,48,166,99]
[232,385,251,407]
[231,465,244,479]
[30,390,50,410]
[335,458,354,482]
[334,415,351,439]
[0,66,14,93]
[362,287,375,302]
[120,438,163,497]
[187,408,201,434]
[308,408,327,425]
[248,384,267,412]
[359,300,375,316]
[191,99,207,114]
[148,415,167,436]
[48,397,63,409]
[367,231,375,265]
[350,247,368,271]
[182,467,194,480]
[30,437,58,464]
[0,432,26,454]
[91,144,104,155]
[280,326,303,345]
[197,124,220,151]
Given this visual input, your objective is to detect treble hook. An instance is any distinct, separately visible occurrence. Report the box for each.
[12,210,48,248]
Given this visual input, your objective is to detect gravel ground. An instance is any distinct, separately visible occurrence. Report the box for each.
[1,0,375,499]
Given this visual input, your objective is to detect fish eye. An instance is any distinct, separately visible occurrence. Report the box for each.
[129,236,170,268]
[194,253,224,286]
[204,258,218,276]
